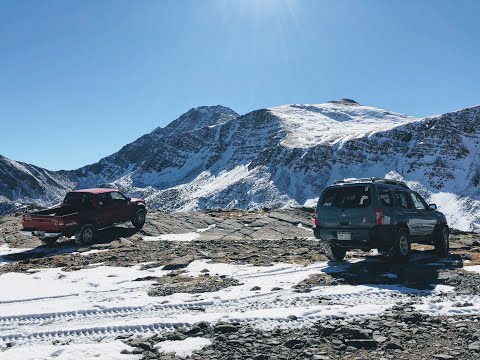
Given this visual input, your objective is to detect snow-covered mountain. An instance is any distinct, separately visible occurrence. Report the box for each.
[1,100,479,231]
[0,155,74,211]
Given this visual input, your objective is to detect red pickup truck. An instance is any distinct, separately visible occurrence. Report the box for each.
[21,188,147,245]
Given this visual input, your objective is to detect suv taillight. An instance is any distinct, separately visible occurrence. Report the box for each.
[314,210,319,226]
[375,207,384,225]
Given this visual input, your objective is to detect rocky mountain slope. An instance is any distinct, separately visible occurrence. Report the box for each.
[0,155,73,212]
[1,100,479,231]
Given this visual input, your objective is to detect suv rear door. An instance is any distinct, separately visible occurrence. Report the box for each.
[317,185,376,229]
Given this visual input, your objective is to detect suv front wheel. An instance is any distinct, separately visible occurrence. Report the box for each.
[434,226,449,257]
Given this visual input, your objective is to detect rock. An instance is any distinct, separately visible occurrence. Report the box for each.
[128,338,153,351]
[373,335,388,343]
[468,341,480,351]
[162,256,194,270]
[188,325,204,335]
[250,286,261,291]
[214,323,238,334]
[337,326,373,339]
[195,321,210,329]
[283,339,304,349]
[253,354,269,360]
[433,355,455,359]
[345,339,377,349]
[166,331,187,341]
[317,325,336,336]
[385,341,403,350]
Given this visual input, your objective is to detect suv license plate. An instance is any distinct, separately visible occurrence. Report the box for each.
[337,232,351,240]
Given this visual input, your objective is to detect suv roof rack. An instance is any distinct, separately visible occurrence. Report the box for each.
[333,177,409,189]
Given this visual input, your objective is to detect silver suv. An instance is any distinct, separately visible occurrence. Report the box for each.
[314,178,449,261]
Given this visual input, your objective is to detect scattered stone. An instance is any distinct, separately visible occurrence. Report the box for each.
[468,341,480,351]
[214,323,238,334]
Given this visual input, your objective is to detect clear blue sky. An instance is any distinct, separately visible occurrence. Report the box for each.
[1,0,479,170]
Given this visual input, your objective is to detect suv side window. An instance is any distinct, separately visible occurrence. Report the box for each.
[394,190,414,209]
[378,189,393,207]
[410,192,428,210]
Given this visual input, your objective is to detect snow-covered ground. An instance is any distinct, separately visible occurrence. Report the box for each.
[1,251,480,359]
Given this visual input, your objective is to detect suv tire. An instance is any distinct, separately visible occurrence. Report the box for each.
[75,224,95,245]
[132,208,146,229]
[323,243,347,261]
[391,229,411,261]
[434,226,449,257]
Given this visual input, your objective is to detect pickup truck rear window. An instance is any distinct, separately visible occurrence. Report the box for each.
[64,192,94,209]
[322,186,372,208]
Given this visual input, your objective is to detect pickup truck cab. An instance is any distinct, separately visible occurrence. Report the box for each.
[314,178,449,261]
[22,188,147,245]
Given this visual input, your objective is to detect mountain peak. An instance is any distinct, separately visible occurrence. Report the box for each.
[328,98,360,105]
[163,105,238,136]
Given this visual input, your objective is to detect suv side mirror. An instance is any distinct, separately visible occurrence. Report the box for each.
[127,197,131,202]
[429,203,437,210]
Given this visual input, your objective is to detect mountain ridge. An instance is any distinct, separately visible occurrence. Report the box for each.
[1,101,479,231]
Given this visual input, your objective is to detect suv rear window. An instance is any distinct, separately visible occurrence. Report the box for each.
[321,186,372,208]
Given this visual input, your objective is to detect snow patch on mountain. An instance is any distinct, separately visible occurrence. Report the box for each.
[269,102,419,148]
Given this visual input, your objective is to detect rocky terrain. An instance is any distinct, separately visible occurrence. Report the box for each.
[1,208,480,359]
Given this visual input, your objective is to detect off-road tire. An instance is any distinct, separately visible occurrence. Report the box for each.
[132,208,146,229]
[390,229,411,262]
[75,224,95,246]
[323,243,347,261]
[434,226,449,257]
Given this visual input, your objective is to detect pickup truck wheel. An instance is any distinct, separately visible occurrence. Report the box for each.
[132,209,146,229]
[323,243,347,261]
[75,224,95,245]
[391,229,411,262]
[434,226,449,257]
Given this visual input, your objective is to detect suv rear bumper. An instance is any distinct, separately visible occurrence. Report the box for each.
[314,225,395,250]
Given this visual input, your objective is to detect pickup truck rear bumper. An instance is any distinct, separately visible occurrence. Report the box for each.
[20,230,62,239]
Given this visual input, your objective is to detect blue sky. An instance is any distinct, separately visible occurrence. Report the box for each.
[1,0,479,170]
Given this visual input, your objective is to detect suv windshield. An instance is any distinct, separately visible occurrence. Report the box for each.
[322,186,372,208]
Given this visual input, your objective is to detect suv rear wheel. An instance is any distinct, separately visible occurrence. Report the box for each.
[391,229,411,261]
[434,226,449,257]
[323,243,347,261]
[75,224,95,245]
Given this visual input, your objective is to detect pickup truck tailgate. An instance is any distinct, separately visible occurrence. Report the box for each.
[22,214,63,232]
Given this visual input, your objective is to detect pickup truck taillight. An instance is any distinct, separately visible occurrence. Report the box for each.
[375,208,384,225]
[314,210,319,226]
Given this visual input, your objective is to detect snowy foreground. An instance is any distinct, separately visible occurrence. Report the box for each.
[1,246,480,359]
[1,209,480,359]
